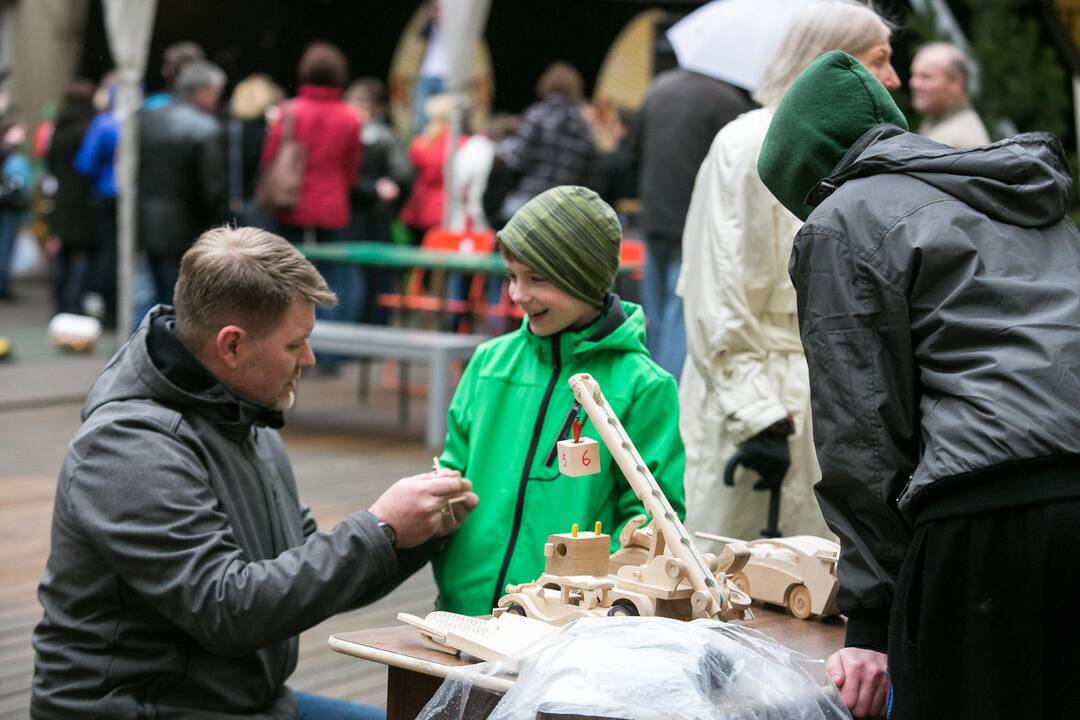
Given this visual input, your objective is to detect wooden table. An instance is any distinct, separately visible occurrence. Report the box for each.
[329,610,845,719]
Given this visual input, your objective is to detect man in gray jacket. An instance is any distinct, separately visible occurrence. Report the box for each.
[759,52,1080,719]
[31,226,478,719]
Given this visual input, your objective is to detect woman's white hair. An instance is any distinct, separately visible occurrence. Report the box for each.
[754,0,893,108]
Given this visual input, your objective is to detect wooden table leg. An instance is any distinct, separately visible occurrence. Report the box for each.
[385,665,503,719]
[386,665,445,720]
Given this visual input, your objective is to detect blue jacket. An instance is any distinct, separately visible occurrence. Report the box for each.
[74,112,118,198]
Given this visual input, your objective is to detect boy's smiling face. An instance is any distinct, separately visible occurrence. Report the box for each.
[503,254,599,337]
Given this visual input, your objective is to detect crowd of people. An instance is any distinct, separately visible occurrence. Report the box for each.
[21,1,1080,719]
[15,34,623,337]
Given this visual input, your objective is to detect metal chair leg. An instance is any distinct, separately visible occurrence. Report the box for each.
[398,361,410,427]
[357,358,370,400]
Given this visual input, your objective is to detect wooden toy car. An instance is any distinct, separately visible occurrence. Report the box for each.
[697,533,840,620]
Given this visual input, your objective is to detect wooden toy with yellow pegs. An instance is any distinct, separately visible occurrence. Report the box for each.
[543,522,610,577]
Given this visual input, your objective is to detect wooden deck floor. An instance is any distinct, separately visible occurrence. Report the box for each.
[0,363,445,719]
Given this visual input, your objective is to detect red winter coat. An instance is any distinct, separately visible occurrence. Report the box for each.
[260,85,361,230]
[400,128,466,232]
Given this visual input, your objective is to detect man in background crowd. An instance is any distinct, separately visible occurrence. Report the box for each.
[910,41,990,148]
[627,64,752,376]
[137,60,228,309]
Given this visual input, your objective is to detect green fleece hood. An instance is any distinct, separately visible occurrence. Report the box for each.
[758,50,907,221]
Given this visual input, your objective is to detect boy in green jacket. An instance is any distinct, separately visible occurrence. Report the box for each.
[433,185,686,616]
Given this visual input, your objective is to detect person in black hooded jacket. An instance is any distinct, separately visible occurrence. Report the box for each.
[759,51,1080,720]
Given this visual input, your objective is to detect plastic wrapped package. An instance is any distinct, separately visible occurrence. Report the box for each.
[417,616,851,719]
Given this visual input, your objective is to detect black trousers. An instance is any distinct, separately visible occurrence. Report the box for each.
[87,196,117,326]
[887,499,1080,719]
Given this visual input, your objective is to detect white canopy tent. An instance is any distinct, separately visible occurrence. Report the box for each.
[100,0,493,332]
[440,0,492,229]
[102,0,157,336]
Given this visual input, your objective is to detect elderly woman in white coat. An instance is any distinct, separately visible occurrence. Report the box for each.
[678,0,901,545]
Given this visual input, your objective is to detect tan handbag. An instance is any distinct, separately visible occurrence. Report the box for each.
[254,103,306,213]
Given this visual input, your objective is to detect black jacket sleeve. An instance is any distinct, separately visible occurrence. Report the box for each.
[789,224,916,652]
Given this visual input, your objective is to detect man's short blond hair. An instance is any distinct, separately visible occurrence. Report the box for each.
[174,226,337,345]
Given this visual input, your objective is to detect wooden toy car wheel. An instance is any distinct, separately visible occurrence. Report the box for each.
[606,602,639,617]
[787,584,812,620]
[730,571,750,594]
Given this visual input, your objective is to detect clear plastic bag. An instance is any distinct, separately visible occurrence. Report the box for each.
[418,616,851,720]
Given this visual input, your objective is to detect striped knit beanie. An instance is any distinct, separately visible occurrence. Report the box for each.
[497,186,621,308]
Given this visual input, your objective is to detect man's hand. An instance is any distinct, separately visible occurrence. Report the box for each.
[368,471,479,549]
[826,647,889,718]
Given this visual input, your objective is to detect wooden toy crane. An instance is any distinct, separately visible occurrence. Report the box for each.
[559,372,743,620]
[398,373,750,659]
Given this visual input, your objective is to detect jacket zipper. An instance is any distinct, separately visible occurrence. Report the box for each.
[491,335,562,609]
[247,435,292,691]
[542,400,582,467]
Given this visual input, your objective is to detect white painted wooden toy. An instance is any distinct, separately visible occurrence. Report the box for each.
[557,418,601,476]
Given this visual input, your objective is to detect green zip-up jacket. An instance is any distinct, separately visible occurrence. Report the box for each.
[434,296,686,615]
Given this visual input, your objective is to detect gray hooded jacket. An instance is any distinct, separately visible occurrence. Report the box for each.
[791,127,1080,649]
[32,307,434,719]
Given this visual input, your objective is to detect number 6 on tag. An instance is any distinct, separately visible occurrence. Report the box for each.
[557,436,601,477]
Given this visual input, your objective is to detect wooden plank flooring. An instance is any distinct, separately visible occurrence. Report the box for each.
[0,365,446,719]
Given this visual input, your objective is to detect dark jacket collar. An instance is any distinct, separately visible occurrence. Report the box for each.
[524,293,628,364]
[147,313,218,395]
[83,306,285,436]
[807,125,1071,228]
